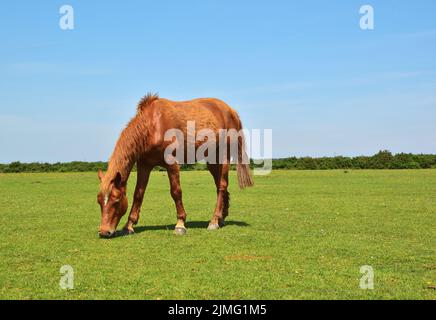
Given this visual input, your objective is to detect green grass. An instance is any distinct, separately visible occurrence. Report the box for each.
[0,170,435,300]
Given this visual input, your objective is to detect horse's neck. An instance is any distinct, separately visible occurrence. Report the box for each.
[102,114,147,189]
[105,135,138,186]
[106,154,134,184]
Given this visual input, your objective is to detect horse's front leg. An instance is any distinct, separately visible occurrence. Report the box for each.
[166,163,188,235]
[123,163,151,234]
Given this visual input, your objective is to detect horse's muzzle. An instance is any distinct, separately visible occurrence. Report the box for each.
[99,230,115,238]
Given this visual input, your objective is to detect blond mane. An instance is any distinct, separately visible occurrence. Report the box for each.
[137,92,159,113]
[99,93,158,194]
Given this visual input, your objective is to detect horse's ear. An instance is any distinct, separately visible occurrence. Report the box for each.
[114,172,122,188]
[98,169,104,182]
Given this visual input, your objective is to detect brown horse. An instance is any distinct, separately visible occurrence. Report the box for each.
[97,93,253,237]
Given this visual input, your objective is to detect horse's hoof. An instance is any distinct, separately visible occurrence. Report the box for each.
[207,223,220,231]
[174,227,187,235]
[218,219,225,228]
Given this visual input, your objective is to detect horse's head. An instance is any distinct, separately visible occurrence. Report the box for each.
[97,170,128,238]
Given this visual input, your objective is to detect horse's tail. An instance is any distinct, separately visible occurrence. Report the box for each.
[236,120,254,190]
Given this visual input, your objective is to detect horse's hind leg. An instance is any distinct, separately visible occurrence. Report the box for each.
[207,163,230,230]
[166,163,188,235]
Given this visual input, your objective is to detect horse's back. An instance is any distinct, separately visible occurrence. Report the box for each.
[141,96,245,163]
[157,97,241,131]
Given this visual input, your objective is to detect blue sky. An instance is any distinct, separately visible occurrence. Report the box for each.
[0,0,435,162]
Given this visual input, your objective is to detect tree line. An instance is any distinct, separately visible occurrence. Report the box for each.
[266,150,436,170]
[1,151,435,173]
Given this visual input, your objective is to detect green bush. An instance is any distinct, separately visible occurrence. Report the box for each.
[1,151,436,173]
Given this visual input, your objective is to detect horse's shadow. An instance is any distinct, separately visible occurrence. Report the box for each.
[113,220,249,237]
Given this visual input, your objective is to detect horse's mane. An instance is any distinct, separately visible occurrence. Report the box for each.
[100,93,158,195]
[137,92,159,112]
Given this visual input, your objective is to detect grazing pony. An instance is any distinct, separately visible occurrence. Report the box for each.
[97,93,253,237]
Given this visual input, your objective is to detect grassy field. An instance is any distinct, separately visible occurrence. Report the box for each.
[0,170,435,300]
